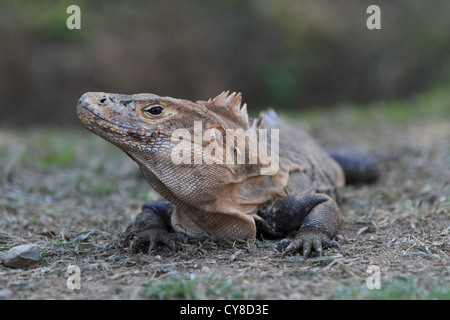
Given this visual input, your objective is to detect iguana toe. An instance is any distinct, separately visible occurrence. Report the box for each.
[125,229,187,253]
[281,228,337,258]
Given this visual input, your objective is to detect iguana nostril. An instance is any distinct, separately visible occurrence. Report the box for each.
[99,98,107,104]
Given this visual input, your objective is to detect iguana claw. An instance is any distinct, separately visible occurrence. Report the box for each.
[123,202,187,253]
[124,229,188,253]
[279,228,338,258]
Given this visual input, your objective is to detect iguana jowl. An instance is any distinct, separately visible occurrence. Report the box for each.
[77,91,375,257]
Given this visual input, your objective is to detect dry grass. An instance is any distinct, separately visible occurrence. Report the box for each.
[1,92,449,299]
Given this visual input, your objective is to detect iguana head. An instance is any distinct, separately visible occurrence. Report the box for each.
[77,91,250,157]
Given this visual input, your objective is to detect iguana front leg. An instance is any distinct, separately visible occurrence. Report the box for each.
[124,200,187,253]
[258,193,342,258]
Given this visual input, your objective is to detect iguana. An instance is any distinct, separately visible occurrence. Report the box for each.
[77,91,377,257]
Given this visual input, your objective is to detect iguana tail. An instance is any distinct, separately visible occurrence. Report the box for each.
[328,149,380,185]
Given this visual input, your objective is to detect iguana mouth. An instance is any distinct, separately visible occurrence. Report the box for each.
[77,104,146,138]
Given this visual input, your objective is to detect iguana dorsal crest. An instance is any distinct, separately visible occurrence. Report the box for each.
[202,91,249,128]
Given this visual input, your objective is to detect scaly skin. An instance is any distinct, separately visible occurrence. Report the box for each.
[77,91,347,257]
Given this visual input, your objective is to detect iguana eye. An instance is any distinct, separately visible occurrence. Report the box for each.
[143,104,164,117]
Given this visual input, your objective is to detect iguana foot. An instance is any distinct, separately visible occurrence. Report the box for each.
[278,228,338,258]
[259,193,341,258]
[124,228,187,253]
[123,200,187,253]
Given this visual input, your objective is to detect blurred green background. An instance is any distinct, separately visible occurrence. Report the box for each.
[1,0,449,126]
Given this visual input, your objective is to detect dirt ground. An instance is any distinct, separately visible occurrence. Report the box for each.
[0,102,449,300]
